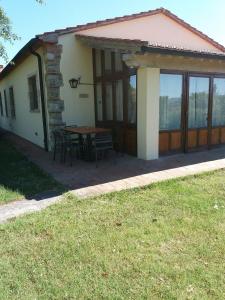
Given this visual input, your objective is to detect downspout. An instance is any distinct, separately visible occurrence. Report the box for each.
[30,48,48,152]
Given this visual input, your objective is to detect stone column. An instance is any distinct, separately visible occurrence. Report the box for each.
[41,33,65,149]
[137,67,160,160]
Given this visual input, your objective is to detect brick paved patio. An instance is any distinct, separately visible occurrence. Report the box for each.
[5,133,225,198]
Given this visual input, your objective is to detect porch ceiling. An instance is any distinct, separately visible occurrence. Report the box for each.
[123,51,225,72]
[75,34,147,53]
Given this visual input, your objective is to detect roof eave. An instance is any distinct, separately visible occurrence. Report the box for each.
[141,45,225,60]
[0,38,43,80]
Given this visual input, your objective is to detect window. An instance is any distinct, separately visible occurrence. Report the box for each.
[115,52,123,72]
[115,80,123,121]
[188,77,209,129]
[159,74,183,130]
[28,75,39,111]
[4,90,8,117]
[128,75,137,124]
[93,48,137,126]
[105,83,113,121]
[104,50,112,73]
[0,92,3,116]
[96,83,103,121]
[212,78,225,127]
[9,87,16,118]
[95,49,102,77]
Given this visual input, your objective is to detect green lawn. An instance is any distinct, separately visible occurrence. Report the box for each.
[0,170,225,299]
[0,139,63,204]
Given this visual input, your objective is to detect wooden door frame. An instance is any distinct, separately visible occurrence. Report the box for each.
[184,73,211,152]
[92,48,137,155]
[160,70,186,154]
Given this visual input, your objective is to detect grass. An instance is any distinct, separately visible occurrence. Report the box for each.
[0,170,225,299]
[0,139,63,204]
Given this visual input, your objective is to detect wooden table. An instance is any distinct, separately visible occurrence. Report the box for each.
[64,127,111,161]
[64,127,111,135]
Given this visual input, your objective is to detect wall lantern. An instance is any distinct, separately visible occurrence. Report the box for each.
[69,76,94,89]
[69,77,81,89]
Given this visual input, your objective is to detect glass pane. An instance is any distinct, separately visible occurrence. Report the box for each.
[4,90,8,117]
[159,74,183,130]
[212,78,225,127]
[9,87,16,118]
[115,80,123,121]
[115,52,123,72]
[96,83,103,121]
[128,75,137,124]
[104,50,112,73]
[188,77,209,129]
[95,49,102,77]
[105,83,113,120]
[28,75,38,111]
[0,93,3,116]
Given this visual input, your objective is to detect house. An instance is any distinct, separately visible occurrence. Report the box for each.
[1,7,225,160]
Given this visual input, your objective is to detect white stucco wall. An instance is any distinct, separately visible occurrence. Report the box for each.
[77,13,223,54]
[59,33,95,127]
[0,48,45,148]
[137,67,160,160]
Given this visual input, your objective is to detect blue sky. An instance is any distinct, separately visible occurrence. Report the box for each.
[1,0,225,65]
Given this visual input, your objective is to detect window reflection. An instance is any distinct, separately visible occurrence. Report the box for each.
[188,77,209,129]
[96,83,103,121]
[115,80,123,121]
[104,50,112,73]
[115,52,123,72]
[159,74,182,130]
[95,49,102,77]
[212,78,225,127]
[105,83,113,121]
[128,75,137,124]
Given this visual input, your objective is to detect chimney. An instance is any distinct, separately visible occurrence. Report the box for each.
[0,65,3,73]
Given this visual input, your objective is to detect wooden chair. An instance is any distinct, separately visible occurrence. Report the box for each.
[64,124,79,143]
[112,126,125,156]
[63,131,81,166]
[52,129,65,162]
[92,132,114,167]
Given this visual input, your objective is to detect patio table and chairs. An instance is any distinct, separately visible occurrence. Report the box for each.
[52,127,80,166]
[52,125,114,167]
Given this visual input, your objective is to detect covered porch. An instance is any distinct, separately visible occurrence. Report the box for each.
[74,34,225,162]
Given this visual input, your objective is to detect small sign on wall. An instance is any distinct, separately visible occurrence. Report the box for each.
[79,93,89,99]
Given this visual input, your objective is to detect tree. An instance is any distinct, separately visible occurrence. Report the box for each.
[0,0,43,62]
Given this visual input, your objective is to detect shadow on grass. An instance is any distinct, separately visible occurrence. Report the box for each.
[26,190,66,202]
[0,134,67,204]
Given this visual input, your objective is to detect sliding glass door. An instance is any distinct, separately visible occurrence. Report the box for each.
[211,78,225,145]
[159,72,225,156]
[187,76,210,150]
[159,73,184,153]
[159,74,212,154]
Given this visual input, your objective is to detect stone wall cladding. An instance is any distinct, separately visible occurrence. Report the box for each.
[40,33,65,147]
